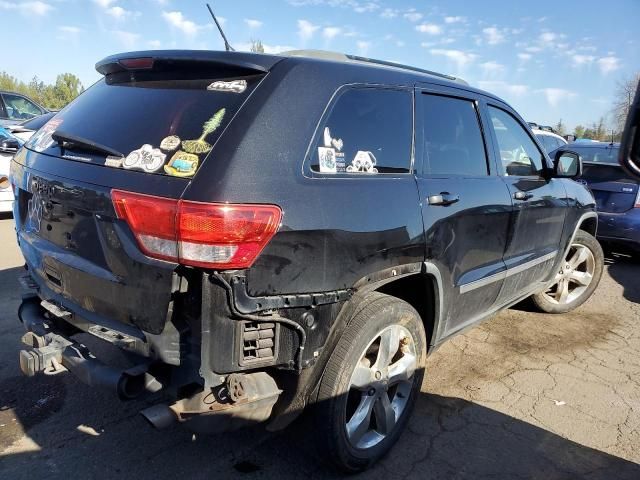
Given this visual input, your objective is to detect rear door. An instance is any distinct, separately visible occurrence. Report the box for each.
[11,54,271,334]
[415,87,512,338]
[486,105,568,304]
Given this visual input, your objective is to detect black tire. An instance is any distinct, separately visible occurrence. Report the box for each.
[531,230,604,314]
[314,292,427,473]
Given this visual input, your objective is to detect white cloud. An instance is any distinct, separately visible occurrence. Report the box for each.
[244,18,263,29]
[444,16,465,24]
[478,81,529,97]
[162,11,203,36]
[539,88,577,107]
[112,30,140,49]
[482,27,504,45]
[517,53,532,61]
[106,6,139,19]
[93,0,115,7]
[572,54,595,67]
[539,31,557,45]
[416,23,442,35]
[58,25,82,34]
[323,26,341,40]
[480,61,504,76]
[429,49,477,68]
[404,11,423,22]
[148,40,162,48]
[380,8,397,18]
[0,1,53,15]
[597,56,620,74]
[297,19,319,42]
[357,40,371,55]
[525,46,542,53]
[353,2,379,13]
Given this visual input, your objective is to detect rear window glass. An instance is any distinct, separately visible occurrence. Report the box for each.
[310,88,412,174]
[571,145,619,165]
[25,70,262,178]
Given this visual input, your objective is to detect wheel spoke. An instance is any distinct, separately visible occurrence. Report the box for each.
[388,353,416,385]
[569,246,589,269]
[351,363,373,390]
[556,278,570,303]
[373,393,396,435]
[570,270,592,287]
[346,394,375,445]
[374,326,401,371]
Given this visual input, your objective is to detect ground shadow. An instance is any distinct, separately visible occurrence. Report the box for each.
[603,244,640,304]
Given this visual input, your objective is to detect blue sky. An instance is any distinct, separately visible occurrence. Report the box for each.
[1,0,638,130]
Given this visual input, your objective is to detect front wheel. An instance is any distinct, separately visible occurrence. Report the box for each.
[314,292,427,472]
[531,230,604,314]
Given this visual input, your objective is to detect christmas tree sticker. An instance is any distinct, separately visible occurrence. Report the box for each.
[182,108,226,154]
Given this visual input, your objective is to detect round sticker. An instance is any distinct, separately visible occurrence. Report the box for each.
[160,135,181,151]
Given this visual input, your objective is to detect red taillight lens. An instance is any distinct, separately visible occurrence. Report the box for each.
[111,190,282,269]
[118,57,154,70]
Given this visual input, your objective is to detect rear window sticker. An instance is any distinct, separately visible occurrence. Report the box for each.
[28,118,63,153]
[318,147,337,173]
[347,151,378,173]
[207,79,247,93]
[182,108,226,155]
[123,144,166,173]
[164,151,199,177]
[323,127,343,151]
[105,155,123,168]
[160,135,181,152]
[323,127,345,172]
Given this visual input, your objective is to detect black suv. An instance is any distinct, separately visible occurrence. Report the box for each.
[11,50,603,472]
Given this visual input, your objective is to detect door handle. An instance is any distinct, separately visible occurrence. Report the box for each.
[428,193,460,206]
[513,191,533,201]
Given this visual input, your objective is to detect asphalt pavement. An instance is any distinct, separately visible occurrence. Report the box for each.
[0,215,639,479]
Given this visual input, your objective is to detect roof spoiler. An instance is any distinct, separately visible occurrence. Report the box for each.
[95,50,282,76]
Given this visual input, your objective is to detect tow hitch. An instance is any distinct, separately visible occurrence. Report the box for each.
[18,297,162,400]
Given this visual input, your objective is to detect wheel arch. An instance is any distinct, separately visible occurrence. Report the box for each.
[374,263,444,351]
[578,214,598,237]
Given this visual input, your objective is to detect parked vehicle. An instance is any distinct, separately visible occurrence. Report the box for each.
[532,127,568,154]
[0,90,49,126]
[0,126,21,212]
[11,50,603,472]
[5,111,57,142]
[553,141,639,253]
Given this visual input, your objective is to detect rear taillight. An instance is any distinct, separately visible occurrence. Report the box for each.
[111,190,282,269]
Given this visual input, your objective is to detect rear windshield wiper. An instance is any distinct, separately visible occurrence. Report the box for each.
[51,130,124,159]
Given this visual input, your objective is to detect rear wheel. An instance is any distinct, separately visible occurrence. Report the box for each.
[314,292,427,472]
[531,230,604,313]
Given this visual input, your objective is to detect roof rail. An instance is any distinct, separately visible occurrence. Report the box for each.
[281,49,467,85]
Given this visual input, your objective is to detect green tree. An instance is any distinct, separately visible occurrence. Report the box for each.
[574,125,585,138]
[0,71,83,110]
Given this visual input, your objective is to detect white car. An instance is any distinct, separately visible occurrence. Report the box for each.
[0,127,21,213]
[532,127,568,154]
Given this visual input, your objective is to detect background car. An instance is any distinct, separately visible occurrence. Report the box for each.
[4,111,56,142]
[0,90,49,126]
[0,126,21,212]
[532,126,568,154]
[553,141,640,253]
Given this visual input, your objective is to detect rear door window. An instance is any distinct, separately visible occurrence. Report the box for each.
[2,93,43,120]
[310,87,412,174]
[419,93,488,176]
[25,70,263,178]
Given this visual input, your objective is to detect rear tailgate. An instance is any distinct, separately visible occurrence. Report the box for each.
[11,51,275,335]
[582,162,639,213]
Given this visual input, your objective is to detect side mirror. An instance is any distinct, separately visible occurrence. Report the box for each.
[0,139,20,154]
[553,150,582,178]
[564,134,576,143]
[619,80,640,179]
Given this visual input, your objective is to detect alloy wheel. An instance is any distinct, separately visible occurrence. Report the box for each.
[543,243,596,305]
[345,324,417,450]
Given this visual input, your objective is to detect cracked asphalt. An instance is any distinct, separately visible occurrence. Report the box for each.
[1,216,639,479]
